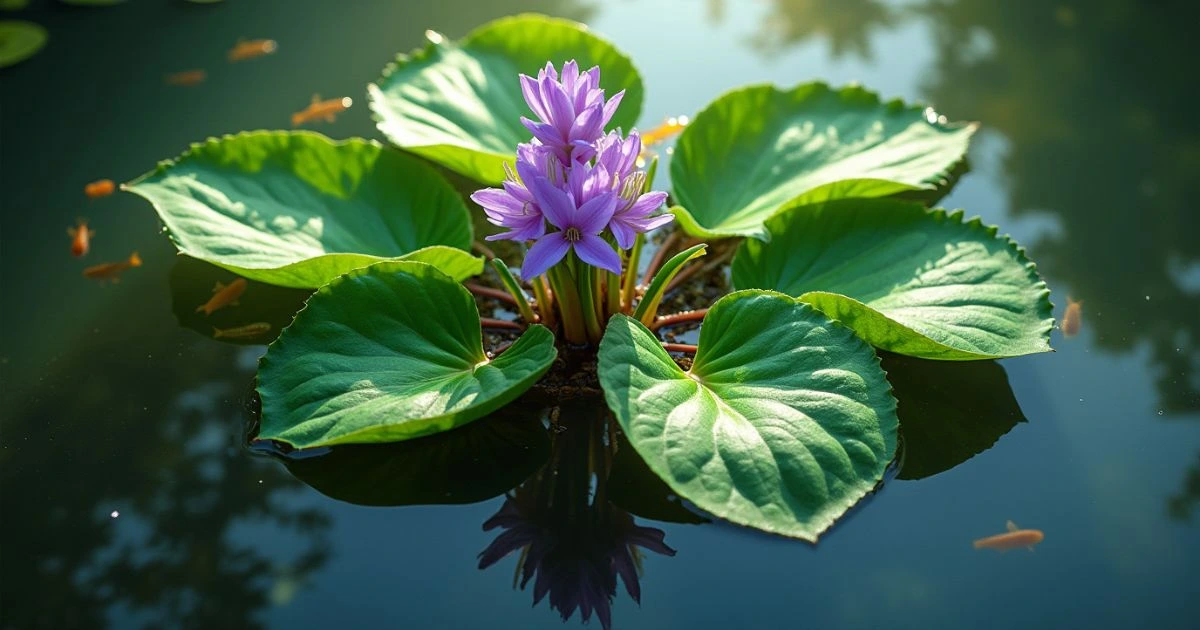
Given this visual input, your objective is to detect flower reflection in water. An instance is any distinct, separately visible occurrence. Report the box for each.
[478,404,675,630]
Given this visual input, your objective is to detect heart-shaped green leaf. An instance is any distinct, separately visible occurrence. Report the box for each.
[126,130,480,288]
[368,13,643,184]
[598,291,898,541]
[257,261,557,448]
[732,199,1053,360]
[670,82,976,240]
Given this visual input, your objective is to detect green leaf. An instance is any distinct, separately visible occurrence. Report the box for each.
[126,130,479,289]
[278,407,550,506]
[0,21,46,68]
[598,292,898,541]
[609,430,709,525]
[368,14,643,183]
[732,199,1053,360]
[257,261,557,448]
[670,82,977,240]
[880,353,1025,481]
[633,243,706,326]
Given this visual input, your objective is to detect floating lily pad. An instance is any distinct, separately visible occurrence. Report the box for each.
[732,199,1053,360]
[368,13,643,183]
[257,261,558,449]
[598,291,898,541]
[0,21,46,68]
[670,82,976,240]
[126,131,481,289]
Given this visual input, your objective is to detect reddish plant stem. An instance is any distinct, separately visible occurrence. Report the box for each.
[490,341,515,357]
[465,282,518,306]
[661,342,698,354]
[650,308,709,331]
[480,318,523,330]
[472,240,498,260]
[663,247,734,294]
[642,231,682,285]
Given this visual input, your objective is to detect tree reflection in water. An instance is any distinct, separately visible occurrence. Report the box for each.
[477,401,676,630]
[1,296,331,629]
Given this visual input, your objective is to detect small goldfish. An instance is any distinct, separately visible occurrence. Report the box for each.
[196,278,247,316]
[67,218,95,257]
[213,322,271,340]
[291,95,352,126]
[165,69,207,86]
[1062,297,1083,338]
[640,115,690,146]
[228,38,277,62]
[84,179,115,199]
[973,520,1044,551]
[83,252,142,284]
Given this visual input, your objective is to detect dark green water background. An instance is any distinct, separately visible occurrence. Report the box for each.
[3,1,1199,628]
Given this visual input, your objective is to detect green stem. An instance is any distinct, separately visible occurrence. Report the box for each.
[489,259,536,324]
[531,275,555,332]
[605,269,620,319]
[621,232,644,313]
[548,264,588,345]
[575,258,603,344]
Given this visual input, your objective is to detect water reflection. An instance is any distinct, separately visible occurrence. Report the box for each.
[477,401,676,630]
[0,299,330,629]
[881,352,1025,480]
[170,256,312,346]
[258,405,551,507]
[920,0,1200,414]
[710,0,898,59]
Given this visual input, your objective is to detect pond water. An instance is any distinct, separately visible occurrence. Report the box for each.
[3,1,1199,628]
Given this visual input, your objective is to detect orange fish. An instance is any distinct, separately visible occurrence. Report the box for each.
[228,38,277,62]
[166,69,207,86]
[67,218,95,257]
[196,278,247,316]
[84,179,115,199]
[213,322,271,340]
[973,520,1044,551]
[291,95,352,126]
[83,252,142,284]
[640,115,689,146]
[1062,297,1083,338]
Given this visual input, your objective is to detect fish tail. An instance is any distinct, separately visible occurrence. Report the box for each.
[972,540,986,549]
[213,327,224,339]
[196,304,208,314]
[291,112,303,127]
[129,251,142,267]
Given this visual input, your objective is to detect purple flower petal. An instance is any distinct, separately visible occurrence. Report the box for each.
[520,75,549,121]
[624,191,668,218]
[521,117,563,147]
[602,90,625,127]
[609,220,637,250]
[470,188,524,214]
[528,176,574,229]
[571,104,605,143]
[627,213,675,233]
[577,194,618,234]
[522,232,572,278]
[573,233,620,274]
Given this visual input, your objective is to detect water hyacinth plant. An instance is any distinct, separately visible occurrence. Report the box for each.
[126,14,1054,545]
[472,60,672,344]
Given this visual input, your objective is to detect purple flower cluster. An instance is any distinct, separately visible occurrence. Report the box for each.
[471,61,672,279]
